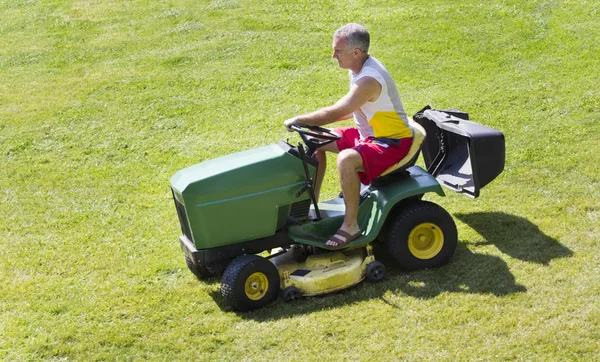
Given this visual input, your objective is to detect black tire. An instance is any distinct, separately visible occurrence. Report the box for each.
[384,201,457,270]
[185,254,229,280]
[282,286,303,302]
[206,259,231,277]
[366,261,385,282]
[185,253,211,280]
[221,255,281,312]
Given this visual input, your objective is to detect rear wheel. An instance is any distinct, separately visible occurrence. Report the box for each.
[384,201,457,270]
[221,255,281,312]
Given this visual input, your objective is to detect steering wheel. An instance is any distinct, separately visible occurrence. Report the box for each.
[289,124,341,150]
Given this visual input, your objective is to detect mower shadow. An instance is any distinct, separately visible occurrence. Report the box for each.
[379,243,527,304]
[455,212,573,265]
[209,243,526,320]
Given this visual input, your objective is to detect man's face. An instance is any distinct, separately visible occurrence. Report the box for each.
[332,36,355,69]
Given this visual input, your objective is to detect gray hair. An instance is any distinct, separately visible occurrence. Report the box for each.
[333,23,370,53]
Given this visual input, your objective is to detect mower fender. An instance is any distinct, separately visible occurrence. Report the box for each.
[361,166,445,242]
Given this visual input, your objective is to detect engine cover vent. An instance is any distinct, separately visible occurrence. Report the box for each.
[290,199,311,220]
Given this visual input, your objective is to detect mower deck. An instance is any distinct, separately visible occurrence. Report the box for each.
[271,247,375,297]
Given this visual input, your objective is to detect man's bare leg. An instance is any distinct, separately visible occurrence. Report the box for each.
[326,149,363,247]
[313,150,326,203]
[312,142,340,203]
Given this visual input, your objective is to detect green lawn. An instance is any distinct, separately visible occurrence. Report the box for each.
[1,0,599,360]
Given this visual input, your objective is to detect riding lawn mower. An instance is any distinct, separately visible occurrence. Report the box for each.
[170,106,505,311]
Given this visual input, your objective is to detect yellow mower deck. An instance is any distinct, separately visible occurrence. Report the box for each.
[271,246,376,297]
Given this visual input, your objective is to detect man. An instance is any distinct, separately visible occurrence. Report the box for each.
[284,23,413,249]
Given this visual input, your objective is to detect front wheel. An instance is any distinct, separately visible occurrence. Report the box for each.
[185,254,229,280]
[384,201,458,270]
[221,255,281,312]
[185,254,211,280]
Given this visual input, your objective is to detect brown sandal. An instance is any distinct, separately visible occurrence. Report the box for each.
[325,229,362,249]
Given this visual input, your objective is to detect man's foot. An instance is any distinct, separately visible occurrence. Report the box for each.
[325,228,362,249]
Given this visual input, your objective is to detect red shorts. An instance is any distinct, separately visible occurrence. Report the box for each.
[334,127,412,185]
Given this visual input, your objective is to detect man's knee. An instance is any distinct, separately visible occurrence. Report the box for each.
[337,149,364,171]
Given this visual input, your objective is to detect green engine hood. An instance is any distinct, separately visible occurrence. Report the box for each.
[171,143,308,204]
[170,142,316,249]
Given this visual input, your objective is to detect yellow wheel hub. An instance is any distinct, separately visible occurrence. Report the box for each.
[244,272,269,300]
[408,223,444,260]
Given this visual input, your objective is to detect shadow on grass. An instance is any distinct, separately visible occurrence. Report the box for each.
[380,243,527,304]
[208,243,527,319]
[455,212,573,265]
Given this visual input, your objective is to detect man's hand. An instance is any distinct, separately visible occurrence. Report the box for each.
[284,117,298,132]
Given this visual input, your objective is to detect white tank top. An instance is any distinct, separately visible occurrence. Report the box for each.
[351,56,412,140]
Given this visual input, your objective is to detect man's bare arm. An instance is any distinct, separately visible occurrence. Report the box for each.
[336,113,354,121]
[285,77,381,128]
